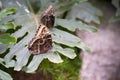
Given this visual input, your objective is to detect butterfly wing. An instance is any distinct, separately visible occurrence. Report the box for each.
[28,25,52,54]
[28,5,54,54]
[40,5,55,28]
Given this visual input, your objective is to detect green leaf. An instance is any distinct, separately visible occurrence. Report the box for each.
[0,33,17,44]
[0,58,4,66]
[0,8,16,20]
[3,14,62,72]
[38,0,87,16]
[0,69,12,80]
[14,47,30,71]
[26,50,63,73]
[54,45,76,59]
[4,34,34,66]
[4,17,90,72]
[112,0,120,9]
[52,28,90,52]
[26,54,45,73]
[110,8,120,22]
[26,53,63,73]
[110,15,120,22]
[5,60,15,68]
[2,2,90,73]
[0,44,8,54]
[54,0,87,16]
[67,2,103,24]
[56,18,98,32]
[45,52,63,64]
[0,22,16,30]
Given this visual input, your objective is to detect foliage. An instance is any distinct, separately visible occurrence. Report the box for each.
[0,0,102,80]
[55,18,98,32]
[0,8,17,45]
[40,53,81,80]
[0,8,17,80]
[110,0,120,22]
[34,0,87,15]
[0,22,16,30]
[0,69,12,80]
[66,2,103,24]
[0,8,16,20]
[0,33,16,44]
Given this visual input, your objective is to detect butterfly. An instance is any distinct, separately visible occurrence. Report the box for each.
[40,5,55,28]
[28,5,54,54]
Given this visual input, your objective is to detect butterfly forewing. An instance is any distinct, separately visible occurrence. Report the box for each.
[40,5,55,28]
[28,25,52,54]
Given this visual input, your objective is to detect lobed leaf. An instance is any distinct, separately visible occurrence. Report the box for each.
[52,28,90,52]
[112,0,120,9]
[14,47,30,71]
[110,8,120,22]
[67,2,103,24]
[55,18,98,32]
[26,54,45,73]
[0,44,8,54]
[0,58,4,66]
[54,45,76,59]
[5,60,15,68]
[39,0,87,16]
[0,69,12,80]
[110,15,120,22]
[26,48,63,73]
[2,1,91,73]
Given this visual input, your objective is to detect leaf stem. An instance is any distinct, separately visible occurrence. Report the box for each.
[26,0,39,27]
[26,0,34,14]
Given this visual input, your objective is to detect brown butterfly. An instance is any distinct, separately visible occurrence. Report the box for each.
[40,5,55,28]
[28,5,54,54]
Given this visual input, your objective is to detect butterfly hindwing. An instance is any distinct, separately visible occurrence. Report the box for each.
[28,25,52,54]
[40,5,55,28]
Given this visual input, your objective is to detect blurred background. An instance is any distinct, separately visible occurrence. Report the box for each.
[0,0,120,80]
